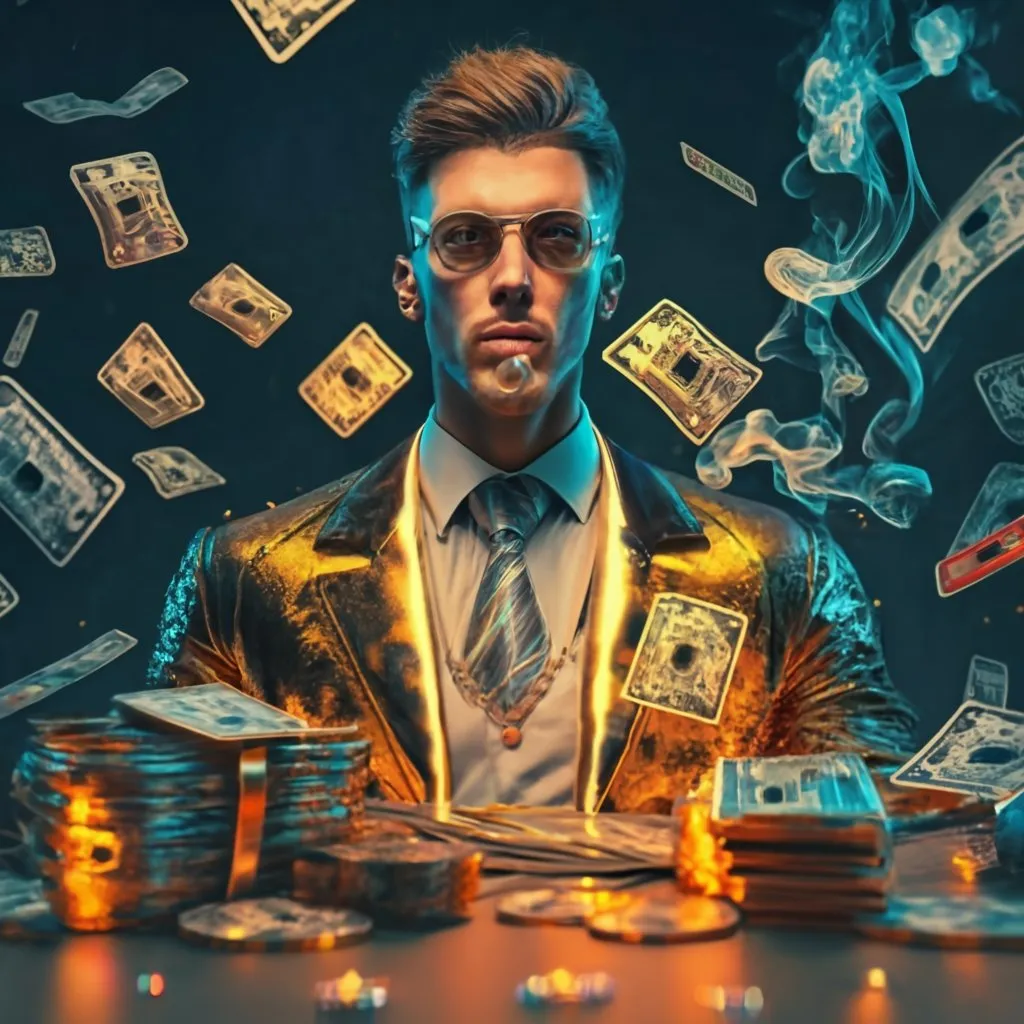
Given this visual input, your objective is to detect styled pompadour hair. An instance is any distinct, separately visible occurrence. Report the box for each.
[390,45,626,243]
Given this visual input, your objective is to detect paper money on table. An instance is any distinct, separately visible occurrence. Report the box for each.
[364,800,676,876]
[622,593,747,725]
[0,629,137,722]
[0,227,55,277]
[0,573,18,620]
[601,299,762,445]
[963,655,1009,708]
[975,353,1024,445]
[936,463,1024,596]
[190,263,292,348]
[680,142,757,206]
[231,0,359,64]
[98,323,205,428]
[132,446,225,499]
[299,323,412,439]
[0,376,125,566]
[892,702,1024,801]
[70,151,188,268]
[3,310,39,369]
[887,134,1024,353]
[115,682,358,742]
[23,67,188,124]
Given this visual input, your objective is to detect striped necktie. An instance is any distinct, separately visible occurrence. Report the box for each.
[456,474,554,728]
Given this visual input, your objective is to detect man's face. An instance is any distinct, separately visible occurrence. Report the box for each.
[394,146,624,416]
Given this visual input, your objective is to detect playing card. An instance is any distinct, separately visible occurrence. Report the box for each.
[97,323,205,428]
[680,142,757,206]
[0,376,125,566]
[230,0,359,63]
[299,322,412,438]
[602,299,762,445]
[622,593,747,725]
[0,572,18,620]
[936,463,1024,596]
[891,702,1024,800]
[70,151,188,268]
[0,226,55,277]
[975,353,1024,445]
[963,655,1009,708]
[888,134,1024,353]
[189,263,291,348]
[3,309,39,369]
[114,681,356,742]
[0,629,137,722]
[132,446,226,499]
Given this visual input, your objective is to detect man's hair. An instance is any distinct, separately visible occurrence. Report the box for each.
[391,45,625,242]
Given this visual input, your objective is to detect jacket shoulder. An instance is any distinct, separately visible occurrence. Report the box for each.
[204,468,363,563]
[659,463,811,561]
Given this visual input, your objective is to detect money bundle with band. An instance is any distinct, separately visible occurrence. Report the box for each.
[709,753,893,926]
[10,683,370,933]
[293,836,482,925]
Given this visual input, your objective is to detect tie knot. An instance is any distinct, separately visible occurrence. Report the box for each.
[468,475,550,543]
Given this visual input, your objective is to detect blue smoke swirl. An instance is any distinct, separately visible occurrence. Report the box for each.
[696,1,1018,528]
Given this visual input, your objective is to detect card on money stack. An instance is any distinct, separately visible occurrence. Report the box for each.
[113,681,356,742]
[710,753,893,923]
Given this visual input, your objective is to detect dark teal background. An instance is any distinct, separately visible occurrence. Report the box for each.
[1,0,1022,833]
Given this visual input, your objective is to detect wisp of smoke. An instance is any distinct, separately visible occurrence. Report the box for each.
[696,1,1018,528]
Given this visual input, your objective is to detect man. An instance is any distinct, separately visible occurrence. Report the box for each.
[148,45,917,814]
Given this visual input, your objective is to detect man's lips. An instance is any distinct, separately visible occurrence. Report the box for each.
[476,337,544,357]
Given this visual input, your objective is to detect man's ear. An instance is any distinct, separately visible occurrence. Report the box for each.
[597,253,625,321]
[392,255,423,322]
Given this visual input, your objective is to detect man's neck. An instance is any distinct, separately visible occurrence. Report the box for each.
[432,369,583,472]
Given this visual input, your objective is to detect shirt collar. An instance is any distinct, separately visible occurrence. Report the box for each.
[418,403,602,538]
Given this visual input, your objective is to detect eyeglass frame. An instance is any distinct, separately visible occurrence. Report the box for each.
[408,208,610,273]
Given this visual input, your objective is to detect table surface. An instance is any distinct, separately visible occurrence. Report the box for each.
[3,825,1023,1024]
[2,883,1022,1024]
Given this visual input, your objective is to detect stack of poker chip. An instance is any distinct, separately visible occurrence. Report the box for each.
[10,713,370,932]
[708,753,894,926]
[293,836,483,925]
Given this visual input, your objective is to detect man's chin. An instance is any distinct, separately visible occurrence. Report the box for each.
[468,370,550,416]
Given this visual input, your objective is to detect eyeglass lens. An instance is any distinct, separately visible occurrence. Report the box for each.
[432,211,591,271]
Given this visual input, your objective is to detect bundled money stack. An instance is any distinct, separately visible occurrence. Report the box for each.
[9,683,370,933]
[709,753,893,926]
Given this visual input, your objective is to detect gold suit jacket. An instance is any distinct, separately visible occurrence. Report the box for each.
[147,427,918,814]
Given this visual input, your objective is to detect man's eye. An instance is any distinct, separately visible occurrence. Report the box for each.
[537,222,582,240]
[444,227,483,246]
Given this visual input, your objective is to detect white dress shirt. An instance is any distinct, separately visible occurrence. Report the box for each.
[418,404,601,806]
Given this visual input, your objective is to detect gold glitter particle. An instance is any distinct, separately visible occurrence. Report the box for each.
[983,616,991,625]
[78,620,86,627]
[223,509,232,519]
[872,598,881,608]
[1016,605,1024,614]
[865,968,887,990]
[266,501,277,509]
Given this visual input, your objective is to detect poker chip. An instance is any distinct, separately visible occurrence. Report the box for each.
[495,886,634,927]
[855,894,1024,951]
[515,968,615,1008]
[178,897,373,952]
[586,895,742,944]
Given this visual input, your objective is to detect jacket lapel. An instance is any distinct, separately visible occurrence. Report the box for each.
[314,428,449,805]
[576,433,710,813]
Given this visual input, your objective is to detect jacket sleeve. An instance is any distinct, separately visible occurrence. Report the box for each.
[753,519,919,764]
[146,526,246,690]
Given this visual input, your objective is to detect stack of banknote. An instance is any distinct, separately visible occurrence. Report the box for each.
[709,753,893,925]
[9,683,370,932]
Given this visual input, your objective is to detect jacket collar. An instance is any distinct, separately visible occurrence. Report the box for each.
[314,429,707,558]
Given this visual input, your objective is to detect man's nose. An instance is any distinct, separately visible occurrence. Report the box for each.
[488,229,533,309]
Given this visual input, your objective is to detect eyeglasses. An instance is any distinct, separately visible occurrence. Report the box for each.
[409,209,608,273]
